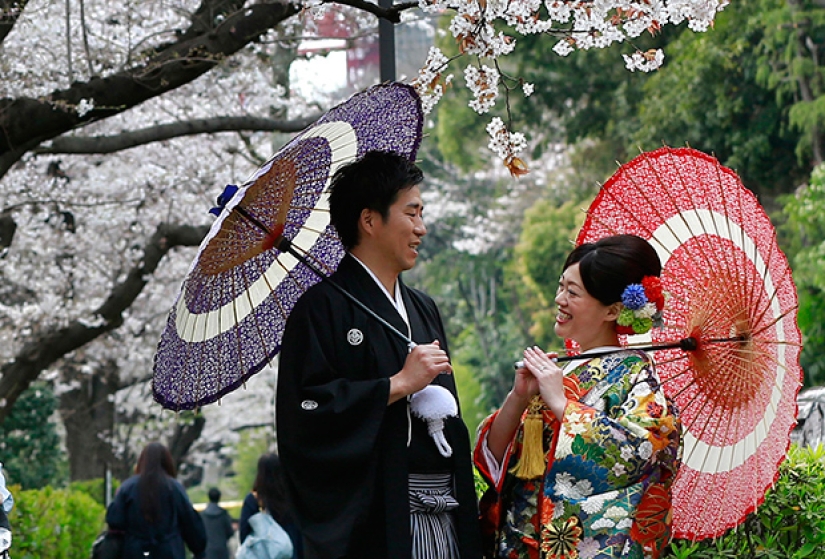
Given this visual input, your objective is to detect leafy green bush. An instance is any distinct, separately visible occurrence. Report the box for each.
[666,444,825,558]
[68,478,120,508]
[7,484,105,559]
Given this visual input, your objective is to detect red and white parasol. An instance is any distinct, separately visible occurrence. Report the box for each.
[576,146,803,541]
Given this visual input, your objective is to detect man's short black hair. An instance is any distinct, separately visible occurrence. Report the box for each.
[208,487,221,503]
[328,150,424,250]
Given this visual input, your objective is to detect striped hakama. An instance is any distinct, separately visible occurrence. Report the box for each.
[409,473,460,559]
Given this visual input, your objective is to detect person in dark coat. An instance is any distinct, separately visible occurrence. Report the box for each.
[106,442,207,559]
[0,462,11,557]
[239,453,301,557]
[0,502,9,559]
[200,487,234,559]
[276,151,483,559]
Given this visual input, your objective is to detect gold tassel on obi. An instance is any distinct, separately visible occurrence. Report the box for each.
[509,395,547,480]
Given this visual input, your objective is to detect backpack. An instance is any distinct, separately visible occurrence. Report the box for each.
[236,512,293,559]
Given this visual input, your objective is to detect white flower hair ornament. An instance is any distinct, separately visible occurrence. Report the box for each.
[409,385,459,457]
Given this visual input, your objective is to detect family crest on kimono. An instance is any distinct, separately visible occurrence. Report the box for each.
[475,234,682,559]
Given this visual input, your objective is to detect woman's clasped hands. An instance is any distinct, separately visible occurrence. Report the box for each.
[519,346,567,421]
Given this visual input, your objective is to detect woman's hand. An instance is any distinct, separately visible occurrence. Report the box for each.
[484,356,542,462]
[512,360,539,401]
[522,346,567,421]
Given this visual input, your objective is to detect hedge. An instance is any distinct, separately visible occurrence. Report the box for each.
[7,484,104,559]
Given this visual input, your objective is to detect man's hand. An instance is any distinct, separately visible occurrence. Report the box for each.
[388,341,451,404]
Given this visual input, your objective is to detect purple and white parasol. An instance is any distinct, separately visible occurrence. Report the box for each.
[153,82,424,411]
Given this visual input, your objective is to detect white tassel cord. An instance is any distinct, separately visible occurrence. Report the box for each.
[409,385,458,457]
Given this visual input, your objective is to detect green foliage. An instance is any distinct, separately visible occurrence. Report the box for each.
[778,162,825,386]
[471,0,814,202]
[514,197,587,348]
[68,478,120,508]
[664,444,825,557]
[7,484,105,559]
[230,428,272,499]
[0,382,67,490]
[795,288,825,387]
[453,360,486,438]
[751,0,825,164]
[419,246,532,409]
[630,0,807,201]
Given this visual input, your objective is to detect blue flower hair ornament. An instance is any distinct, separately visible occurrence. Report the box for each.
[616,275,666,335]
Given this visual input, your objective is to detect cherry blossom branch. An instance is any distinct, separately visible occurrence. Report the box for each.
[34,115,321,155]
[0,1,301,177]
[323,0,418,23]
[0,222,209,425]
[0,0,29,44]
[410,0,727,174]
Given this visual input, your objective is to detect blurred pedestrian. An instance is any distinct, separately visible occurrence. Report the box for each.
[106,442,207,559]
[239,454,301,558]
[0,463,11,559]
[201,487,234,559]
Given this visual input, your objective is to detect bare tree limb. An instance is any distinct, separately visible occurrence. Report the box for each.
[35,114,321,155]
[0,0,29,44]
[0,222,210,424]
[0,0,300,176]
[324,0,418,23]
[168,413,207,476]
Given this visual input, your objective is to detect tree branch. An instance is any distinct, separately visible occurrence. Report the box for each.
[324,0,418,23]
[0,1,301,176]
[35,114,321,155]
[0,222,209,424]
[0,0,29,45]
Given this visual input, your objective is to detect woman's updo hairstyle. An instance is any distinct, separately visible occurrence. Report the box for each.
[563,234,662,306]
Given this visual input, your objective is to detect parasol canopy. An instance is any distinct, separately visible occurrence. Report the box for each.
[153,82,424,411]
[576,146,803,541]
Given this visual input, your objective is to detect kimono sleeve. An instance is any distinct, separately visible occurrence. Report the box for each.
[276,285,394,551]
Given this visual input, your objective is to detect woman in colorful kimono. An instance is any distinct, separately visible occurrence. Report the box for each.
[475,234,682,559]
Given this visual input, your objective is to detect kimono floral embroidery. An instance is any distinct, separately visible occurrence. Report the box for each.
[476,350,682,559]
[540,516,583,559]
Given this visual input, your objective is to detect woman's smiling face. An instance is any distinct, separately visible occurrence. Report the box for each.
[554,263,621,351]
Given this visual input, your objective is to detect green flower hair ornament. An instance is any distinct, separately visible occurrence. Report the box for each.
[616,276,666,335]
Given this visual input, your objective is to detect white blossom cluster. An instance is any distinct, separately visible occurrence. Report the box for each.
[486,117,527,171]
[623,48,666,72]
[0,0,315,469]
[465,65,500,114]
[412,46,455,115]
[415,0,727,172]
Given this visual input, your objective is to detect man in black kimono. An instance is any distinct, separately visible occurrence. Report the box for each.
[277,151,483,559]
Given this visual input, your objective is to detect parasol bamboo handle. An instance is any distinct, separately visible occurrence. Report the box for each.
[276,237,417,351]
[231,204,417,350]
[513,337,699,369]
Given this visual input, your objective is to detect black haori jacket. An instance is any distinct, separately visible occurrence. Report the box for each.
[277,254,483,559]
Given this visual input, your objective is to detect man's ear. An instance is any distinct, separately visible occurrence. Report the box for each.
[359,208,375,236]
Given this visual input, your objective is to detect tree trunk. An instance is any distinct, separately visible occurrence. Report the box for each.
[60,358,121,481]
[169,414,207,488]
[0,223,208,425]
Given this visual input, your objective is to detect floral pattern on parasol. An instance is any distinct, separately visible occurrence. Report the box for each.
[153,83,424,411]
[576,146,803,541]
